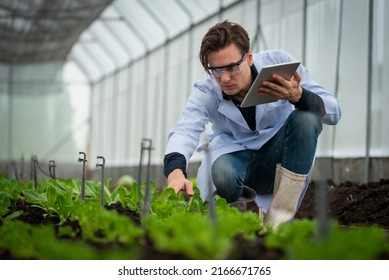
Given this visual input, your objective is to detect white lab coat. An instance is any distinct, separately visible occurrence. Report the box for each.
[165,49,341,207]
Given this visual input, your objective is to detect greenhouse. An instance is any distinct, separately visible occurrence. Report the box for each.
[1,0,388,185]
[0,0,389,263]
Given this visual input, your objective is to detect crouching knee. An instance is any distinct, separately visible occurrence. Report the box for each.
[211,156,243,202]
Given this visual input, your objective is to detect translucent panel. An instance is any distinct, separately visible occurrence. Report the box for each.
[115,0,165,50]
[89,84,102,163]
[221,0,258,39]
[305,0,342,157]
[12,62,63,83]
[80,31,116,76]
[67,86,90,155]
[306,0,341,91]
[0,64,8,79]
[70,45,103,82]
[11,101,79,161]
[260,0,304,58]
[0,66,9,159]
[140,49,166,163]
[89,21,130,69]
[142,0,190,37]
[100,77,115,157]
[222,0,238,6]
[121,59,146,165]
[370,0,389,156]
[104,21,145,60]
[112,69,131,163]
[63,61,88,83]
[332,0,370,157]
[66,0,244,81]
[100,4,120,19]
[180,0,220,22]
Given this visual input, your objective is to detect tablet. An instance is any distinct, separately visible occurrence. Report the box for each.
[240,61,301,108]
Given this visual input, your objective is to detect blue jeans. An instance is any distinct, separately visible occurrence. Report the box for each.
[211,110,323,202]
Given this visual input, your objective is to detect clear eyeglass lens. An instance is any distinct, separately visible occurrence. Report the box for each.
[211,65,240,78]
[209,52,246,78]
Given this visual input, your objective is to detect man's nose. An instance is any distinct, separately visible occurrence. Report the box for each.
[220,71,231,81]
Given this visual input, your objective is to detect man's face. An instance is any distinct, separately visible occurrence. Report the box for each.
[207,44,253,99]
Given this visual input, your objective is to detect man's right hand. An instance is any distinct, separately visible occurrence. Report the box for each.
[167,169,194,197]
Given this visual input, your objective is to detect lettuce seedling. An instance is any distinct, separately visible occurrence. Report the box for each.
[265,219,389,259]
[0,177,27,200]
[0,191,10,218]
[22,183,73,223]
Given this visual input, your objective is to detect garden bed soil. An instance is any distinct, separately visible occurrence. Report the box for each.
[296,178,389,229]
[2,179,389,259]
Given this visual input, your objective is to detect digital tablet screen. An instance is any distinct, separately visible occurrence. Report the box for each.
[240,61,301,108]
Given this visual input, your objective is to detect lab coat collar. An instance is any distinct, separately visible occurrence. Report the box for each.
[218,64,263,129]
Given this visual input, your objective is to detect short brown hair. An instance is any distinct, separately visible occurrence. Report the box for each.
[199,20,250,70]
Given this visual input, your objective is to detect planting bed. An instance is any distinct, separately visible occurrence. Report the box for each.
[296,179,389,229]
[1,178,388,260]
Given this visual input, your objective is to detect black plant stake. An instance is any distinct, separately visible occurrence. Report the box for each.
[315,180,329,239]
[96,156,105,207]
[20,154,25,179]
[78,152,87,200]
[137,142,144,211]
[31,155,38,189]
[49,160,56,179]
[204,142,216,225]
[139,138,153,217]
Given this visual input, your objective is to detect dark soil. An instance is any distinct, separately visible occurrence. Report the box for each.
[1,179,389,259]
[296,179,389,229]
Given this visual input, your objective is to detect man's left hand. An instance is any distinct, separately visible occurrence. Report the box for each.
[259,71,302,103]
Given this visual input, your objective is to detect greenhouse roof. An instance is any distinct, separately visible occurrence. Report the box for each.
[0,0,113,64]
[0,0,242,82]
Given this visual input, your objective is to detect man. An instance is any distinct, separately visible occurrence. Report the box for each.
[163,20,341,228]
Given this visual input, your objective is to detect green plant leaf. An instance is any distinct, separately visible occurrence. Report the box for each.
[46,184,58,205]
[0,191,10,217]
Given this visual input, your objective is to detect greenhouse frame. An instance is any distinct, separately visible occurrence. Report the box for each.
[0,0,388,188]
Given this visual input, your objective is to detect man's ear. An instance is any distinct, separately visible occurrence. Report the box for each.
[247,50,254,66]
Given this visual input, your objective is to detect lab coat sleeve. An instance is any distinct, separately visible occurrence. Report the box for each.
[164,81,214,168]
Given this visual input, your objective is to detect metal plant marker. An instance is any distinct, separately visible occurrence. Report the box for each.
[49,160,56,179]
[204,142,216,225]
[31,155,38,189]
[20,154,25,179]
[315,180,329,239]
[78,152,87,200]
[138,138,153,217]
[96,156,105,206]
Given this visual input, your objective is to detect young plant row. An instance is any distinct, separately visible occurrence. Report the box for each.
[0,176,263,259]
[0,176,388,259]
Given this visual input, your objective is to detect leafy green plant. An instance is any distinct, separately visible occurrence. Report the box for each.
[0,177,27,200]
[150,188,202,218]
[0,219,92,259]
[265,219,389,259]
[22,182,73,223]
[142,189,264,259]
[0,191,10,218]
[1,176,388,260]
[109,183,140,212]
[0,219,140,259]
[71,199,142,245]
[143,211,232,259]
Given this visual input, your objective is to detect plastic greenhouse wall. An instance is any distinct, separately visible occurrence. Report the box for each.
[0,0,388,187]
